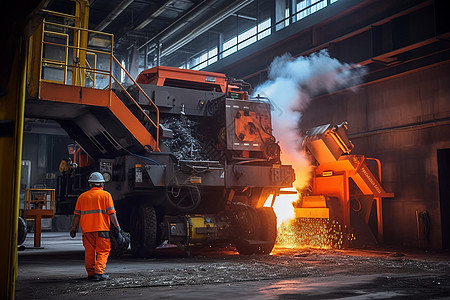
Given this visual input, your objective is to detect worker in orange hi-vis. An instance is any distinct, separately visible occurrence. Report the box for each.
[70,172,121,281]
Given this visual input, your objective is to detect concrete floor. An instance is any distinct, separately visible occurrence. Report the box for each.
[16,232,450,299]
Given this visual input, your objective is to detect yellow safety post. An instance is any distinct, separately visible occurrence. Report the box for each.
[26,21,43,98]
[0,34,27,299]
[72,0,90,86]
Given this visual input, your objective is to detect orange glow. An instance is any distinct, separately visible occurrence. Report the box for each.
[264,187,346,251]
[265,147,348,251]
[264,149,311,228]
[264,187,298,228]
[274,218,344,252]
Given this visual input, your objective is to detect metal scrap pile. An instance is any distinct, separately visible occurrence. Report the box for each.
[162,117,206,161]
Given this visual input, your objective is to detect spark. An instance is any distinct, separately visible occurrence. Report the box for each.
[265,190,355,252]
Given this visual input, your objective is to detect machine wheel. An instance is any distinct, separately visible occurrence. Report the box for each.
[18,216,27,246]
[255,207,277,254]
[234,205,260,255]
[235,207,277,255]
[130,205,157,258]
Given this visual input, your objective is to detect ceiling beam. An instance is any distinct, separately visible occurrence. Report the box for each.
[137,0,218,51]
[160,0,254,58]
[134,0,174,30]
[95,0,134,31]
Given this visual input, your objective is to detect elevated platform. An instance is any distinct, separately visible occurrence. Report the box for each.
[26,82,158,159]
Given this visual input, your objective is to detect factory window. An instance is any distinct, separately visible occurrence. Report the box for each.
[222,17,271,57]
[191,52,208,70]
[296,0,327,21]
[223,37,237,58]
[120,59,126,83]
[238,27,257,50]
[187,0,339,70]
[257,18,272,40]
[285,8,290,27]
[208,48,218,64]
[190,47,218,70]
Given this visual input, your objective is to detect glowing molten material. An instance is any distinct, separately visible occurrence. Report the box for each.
[265,187,345,251]
[276,218,344,250]
[264,188,297,228]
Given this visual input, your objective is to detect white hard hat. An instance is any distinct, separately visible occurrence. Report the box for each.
[88,172,105,183]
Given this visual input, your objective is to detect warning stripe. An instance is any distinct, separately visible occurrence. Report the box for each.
[74,206,115,215]
[81,209,107,215]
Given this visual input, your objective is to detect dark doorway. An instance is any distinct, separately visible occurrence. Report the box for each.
[438,148,450,249]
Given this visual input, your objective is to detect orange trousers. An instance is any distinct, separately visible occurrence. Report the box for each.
[82,231,111,276]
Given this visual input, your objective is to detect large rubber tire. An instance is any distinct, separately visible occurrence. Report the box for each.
[18,216,27,246]
[130,205,157,258]
[234,206,261,255]
[256,207,277,254]
[235,207,277,255]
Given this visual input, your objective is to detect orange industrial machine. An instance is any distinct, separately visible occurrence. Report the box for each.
[296,122,394,246]
[136,66,249,100]
[24,7,294,257]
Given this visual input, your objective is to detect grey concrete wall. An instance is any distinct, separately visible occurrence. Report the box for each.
[21,130,74,231]
[300,61,450,248]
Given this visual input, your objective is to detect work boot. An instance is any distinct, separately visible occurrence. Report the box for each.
[92,274,109,281]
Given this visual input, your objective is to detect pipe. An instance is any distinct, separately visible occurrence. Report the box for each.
[95,0,134,32]
[365,157,382,183]
[348,117,450,139]
[416,210,421,248]
[134,0,175,31]
[137,0,218,51]
[161,0,255,58]
[156,42,161,66]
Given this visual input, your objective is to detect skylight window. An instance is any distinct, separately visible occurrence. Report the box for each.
[184,0,339,70]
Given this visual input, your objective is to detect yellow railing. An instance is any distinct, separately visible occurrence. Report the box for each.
[36,13,159,148]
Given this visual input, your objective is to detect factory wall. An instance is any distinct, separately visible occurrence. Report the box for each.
[300,61,450,249]
[21,133,73,188]
[20,130,73,230]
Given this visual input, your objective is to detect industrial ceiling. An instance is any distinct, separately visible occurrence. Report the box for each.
[41,0,450,90]
[44,0,267,70]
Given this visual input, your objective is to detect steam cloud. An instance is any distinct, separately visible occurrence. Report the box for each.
[254,50,367,189]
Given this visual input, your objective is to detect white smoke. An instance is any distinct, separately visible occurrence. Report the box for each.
[254,50,367,190]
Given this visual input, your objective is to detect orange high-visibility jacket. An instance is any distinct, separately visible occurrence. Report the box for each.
[74,187,116,233]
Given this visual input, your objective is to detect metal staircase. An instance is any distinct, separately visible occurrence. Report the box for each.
[25,9,160,158]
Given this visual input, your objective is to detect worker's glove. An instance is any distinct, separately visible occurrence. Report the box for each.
[115,229,126,245]
[111,226,126,244]
[70,228,77,238]
[110,225,119,236]
[110,226,130,250]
